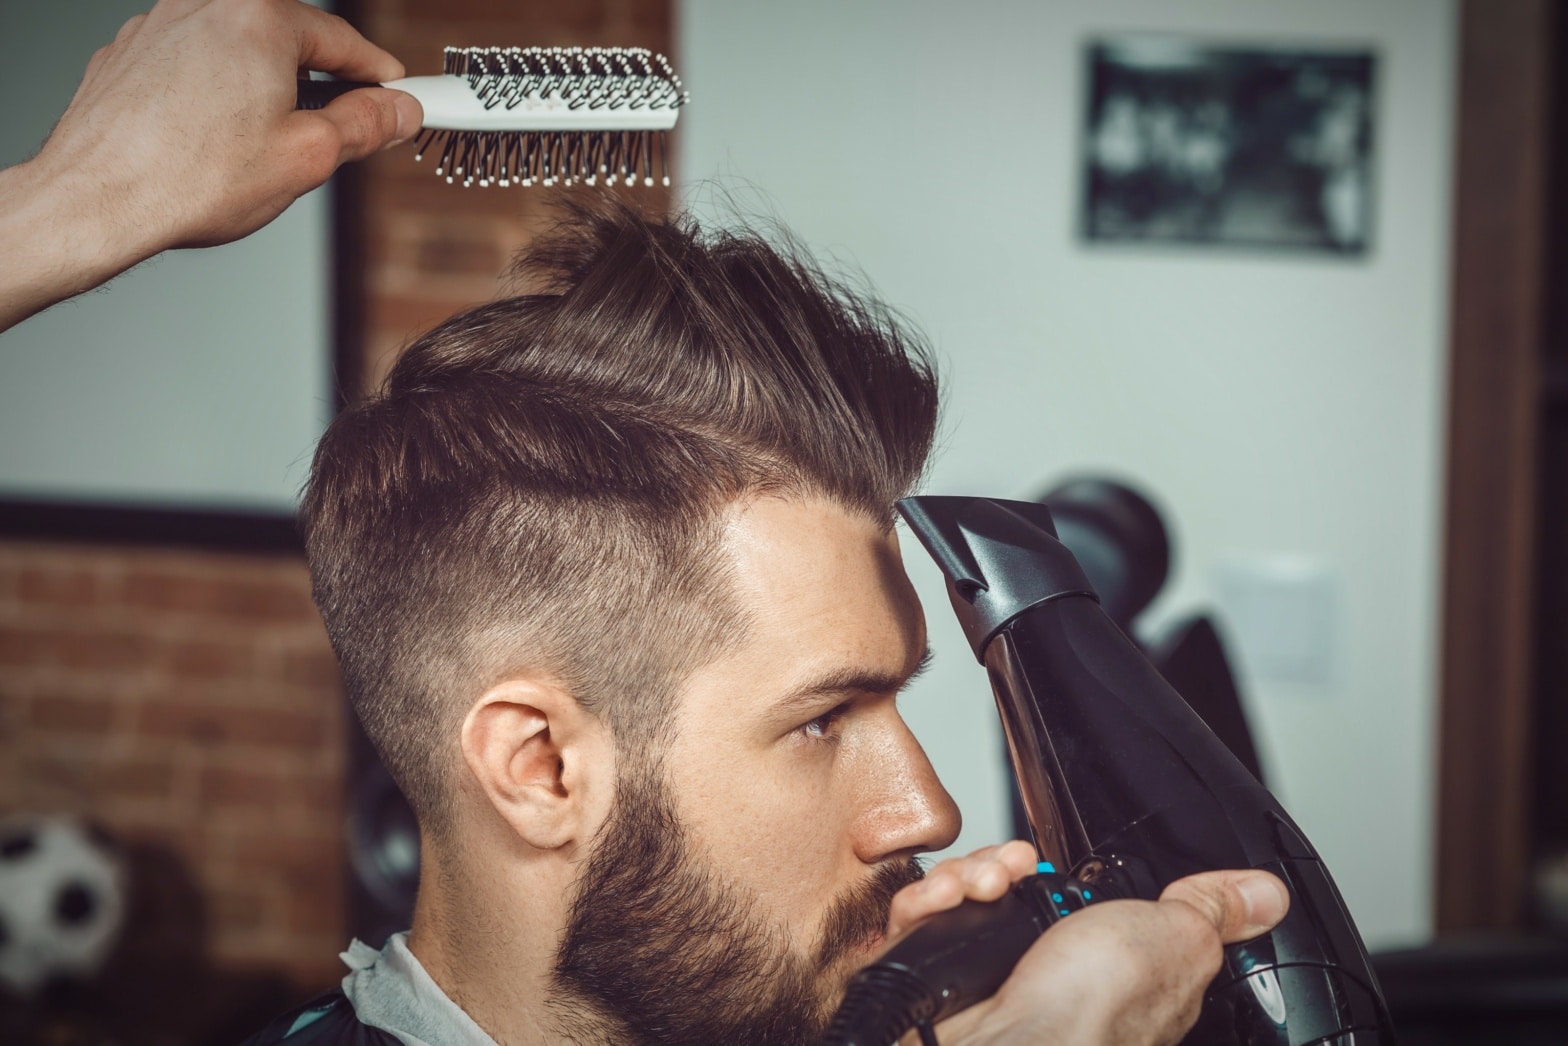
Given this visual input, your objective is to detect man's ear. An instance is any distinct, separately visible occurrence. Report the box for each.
[459,678,609,851]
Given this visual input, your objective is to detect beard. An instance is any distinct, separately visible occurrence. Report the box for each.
[550,763,923,1045]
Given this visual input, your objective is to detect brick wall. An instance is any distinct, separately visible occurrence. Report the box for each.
[0,0,673,1021]
[0,542,346,990]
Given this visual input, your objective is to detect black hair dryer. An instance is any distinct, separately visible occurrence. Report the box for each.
[824,497,1394,1045]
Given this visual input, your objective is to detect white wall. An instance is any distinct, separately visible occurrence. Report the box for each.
[680,0,1456,948]
[0,1,331,514]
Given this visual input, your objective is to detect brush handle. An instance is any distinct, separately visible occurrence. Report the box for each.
[293,75,679,131]
[295,78,379,110]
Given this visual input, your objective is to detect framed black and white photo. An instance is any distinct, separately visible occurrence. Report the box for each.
[1081,37,1376,255]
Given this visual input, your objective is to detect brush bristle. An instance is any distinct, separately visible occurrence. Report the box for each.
[408,46,684,188]
[413,127,673,189]
[441,46,686,108]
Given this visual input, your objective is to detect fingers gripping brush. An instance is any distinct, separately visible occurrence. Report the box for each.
[296,46,688,187]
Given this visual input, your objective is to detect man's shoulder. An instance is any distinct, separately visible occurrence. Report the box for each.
[241,989,403,1045]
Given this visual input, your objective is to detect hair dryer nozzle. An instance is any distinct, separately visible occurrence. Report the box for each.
[896,496,1097,660]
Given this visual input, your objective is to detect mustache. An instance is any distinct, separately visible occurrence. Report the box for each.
[814,857,925,968]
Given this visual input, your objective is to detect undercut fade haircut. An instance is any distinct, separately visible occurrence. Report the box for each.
[301,201,939,830]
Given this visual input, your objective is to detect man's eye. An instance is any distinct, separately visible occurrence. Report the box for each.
[801,703,849,741]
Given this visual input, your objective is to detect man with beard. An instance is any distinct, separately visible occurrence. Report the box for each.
[4,7,1287,1042]
[243,200,1289,1046]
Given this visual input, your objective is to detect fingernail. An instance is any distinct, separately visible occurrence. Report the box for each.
[1237,873,1289,930]
[392,93,422,144]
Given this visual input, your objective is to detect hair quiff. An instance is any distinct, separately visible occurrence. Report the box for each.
[301,200,939,828]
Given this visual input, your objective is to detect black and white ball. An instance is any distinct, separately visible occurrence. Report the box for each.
[0,814,126,995]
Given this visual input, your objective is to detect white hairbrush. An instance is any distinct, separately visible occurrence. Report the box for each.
[297,45,688,188]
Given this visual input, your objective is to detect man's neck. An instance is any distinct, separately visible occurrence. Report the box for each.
[407,843,595,1046]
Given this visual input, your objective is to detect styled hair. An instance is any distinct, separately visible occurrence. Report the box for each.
[301,201,939,827]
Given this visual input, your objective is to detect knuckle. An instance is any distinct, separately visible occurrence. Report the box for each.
[338,95,396,146]
[318,10,352,37]
[927,857,963,879]
[216,0,275,35]
[1163,878,1229,930]
[293,119,345,176]
[372,96,401,140]
[1002,839,1036,862]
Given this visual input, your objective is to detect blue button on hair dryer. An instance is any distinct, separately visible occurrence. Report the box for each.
[823,496,1395,1045]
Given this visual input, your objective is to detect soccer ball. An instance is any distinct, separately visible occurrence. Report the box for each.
[0,814,126,996]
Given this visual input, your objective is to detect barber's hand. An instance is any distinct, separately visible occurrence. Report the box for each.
[885,839,1041,941]
[0,0,421,331]
[882,843,1290,1046]
[958,869,1289,1044]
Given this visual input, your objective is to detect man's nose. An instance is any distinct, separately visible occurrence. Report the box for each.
[852,716,962,863]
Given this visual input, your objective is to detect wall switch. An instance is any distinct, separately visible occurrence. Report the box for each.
[1211,558,1338,687]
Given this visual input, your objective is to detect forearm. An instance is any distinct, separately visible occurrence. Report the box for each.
[0,0,416,337]
[0,155,148,333]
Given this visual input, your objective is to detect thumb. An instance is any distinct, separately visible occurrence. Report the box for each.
[315,87,423,165]
[1159,869,1290,943]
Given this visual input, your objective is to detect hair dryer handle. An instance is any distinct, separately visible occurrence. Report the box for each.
[822,870,1107,1046]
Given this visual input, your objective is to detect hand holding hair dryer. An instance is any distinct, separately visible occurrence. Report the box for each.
[824,496,1394,1045]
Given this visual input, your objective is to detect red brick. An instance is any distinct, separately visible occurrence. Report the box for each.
[123,571,314,622]
[17,750,94,803]
[95,754,178,800]
[370,171,553,223]
[16,748,180,810]
[375,213,511,289]
[0,627,151,671]
[419,227,506,277]
[282,878,346,936]
[138,701,323,748]
[26,694,120,734]
[50,629,152,671]
[365,288,486,340]
[279,647,343,690]
[208,885,276,934]
[71,631,151,670]
[148,678,330,719]
[198,765,338,810]
[0,626,48,666]
[227,827,342,873]
[16,567,102,607]
[0,683,20,744]
[163,637,256,680]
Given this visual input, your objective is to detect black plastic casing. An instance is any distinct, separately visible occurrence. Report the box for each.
[898,496,1395,1045]
[822,872,1101,1045]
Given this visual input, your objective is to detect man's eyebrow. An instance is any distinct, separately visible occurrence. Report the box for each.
[773,647,933,712]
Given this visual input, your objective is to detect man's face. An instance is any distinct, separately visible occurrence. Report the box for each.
[553,495,962,1043]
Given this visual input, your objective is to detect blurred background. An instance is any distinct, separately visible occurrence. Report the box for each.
[1,0,1564,1042]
